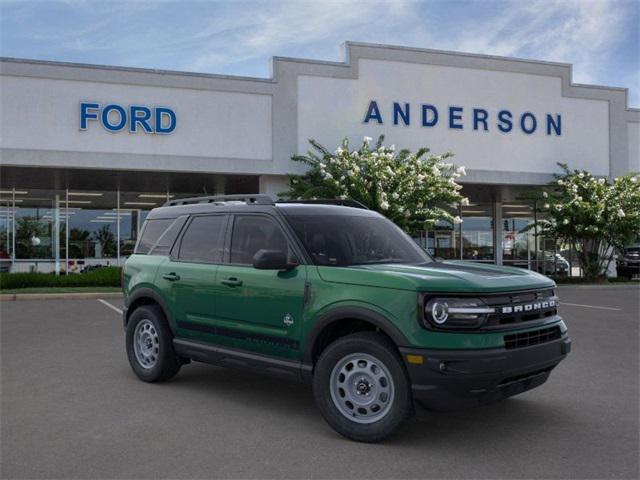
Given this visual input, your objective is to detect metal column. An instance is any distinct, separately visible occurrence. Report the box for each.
[65,189,69,275]
[11,188,16,269]
[494,200,503,266]
[54,194,60,275]
[116,189,121,266]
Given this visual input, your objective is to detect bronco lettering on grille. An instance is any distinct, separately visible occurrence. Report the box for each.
[502,299,556,314]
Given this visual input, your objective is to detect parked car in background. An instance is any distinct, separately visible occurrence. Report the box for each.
[616,243,640,280]
[537,252,570,276]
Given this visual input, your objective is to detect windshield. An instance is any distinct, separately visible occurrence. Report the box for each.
[285,214,432,266]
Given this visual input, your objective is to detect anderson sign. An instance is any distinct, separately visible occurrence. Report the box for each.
[363,100,562,136]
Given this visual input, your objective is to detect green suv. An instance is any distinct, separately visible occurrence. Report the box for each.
[122,195,571,442]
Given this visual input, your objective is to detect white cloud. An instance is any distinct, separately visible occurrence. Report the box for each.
[430,0,630,86]
[1,0,636,102]
[180,0,634,93]
[184,0,418,72]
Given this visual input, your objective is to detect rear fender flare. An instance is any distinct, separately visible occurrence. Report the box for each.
[125,287,176,334]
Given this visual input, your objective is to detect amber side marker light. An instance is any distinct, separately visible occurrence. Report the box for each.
[406,354,424,365]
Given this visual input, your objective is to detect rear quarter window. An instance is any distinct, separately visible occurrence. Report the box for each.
[135,216,186,255]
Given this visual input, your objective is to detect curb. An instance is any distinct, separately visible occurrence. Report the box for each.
[557,283,640,289]
[0,292,123,301]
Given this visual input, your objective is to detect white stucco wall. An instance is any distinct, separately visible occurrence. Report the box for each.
[0,75,272,161]
[259,175,289,199]
[1,43,636,182]
[298,59,611,177]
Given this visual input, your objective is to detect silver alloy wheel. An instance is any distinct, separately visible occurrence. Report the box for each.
[133,319,159,369]
[329,352,395,424]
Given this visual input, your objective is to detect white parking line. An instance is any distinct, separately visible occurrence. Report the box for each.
[98,299,123,315]
[561,302,621,311]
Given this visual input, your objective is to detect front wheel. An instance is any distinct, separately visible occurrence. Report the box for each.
[313,332,413,442]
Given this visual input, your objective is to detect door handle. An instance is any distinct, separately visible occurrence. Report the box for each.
[162,272,181,281]
[221,277,243,287]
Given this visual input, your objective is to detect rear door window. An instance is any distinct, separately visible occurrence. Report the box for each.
[178,215,227,263]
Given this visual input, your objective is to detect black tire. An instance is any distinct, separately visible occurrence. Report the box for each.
[313,332,413,442]
[126,305,181,382]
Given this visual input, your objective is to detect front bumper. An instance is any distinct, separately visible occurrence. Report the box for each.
[400,335,571,411]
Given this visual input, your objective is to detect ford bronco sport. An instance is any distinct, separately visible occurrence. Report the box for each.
[122,195,571,442]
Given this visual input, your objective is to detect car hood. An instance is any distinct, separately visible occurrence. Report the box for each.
[316,260,555,293]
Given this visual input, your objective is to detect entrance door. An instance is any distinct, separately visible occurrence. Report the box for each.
[214,214,306,360]
[502,205,535,270]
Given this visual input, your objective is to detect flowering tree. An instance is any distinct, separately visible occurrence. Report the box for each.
[283,135,468,233]
[536,163,640,280]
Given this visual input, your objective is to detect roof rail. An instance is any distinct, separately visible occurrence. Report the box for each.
[276,199,369,210]
[164,194,273,207]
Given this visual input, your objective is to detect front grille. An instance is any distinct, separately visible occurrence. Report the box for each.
[483,288,558,328]
[504,326,561,349]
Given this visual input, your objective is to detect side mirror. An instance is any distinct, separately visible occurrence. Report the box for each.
[252,249,298,271]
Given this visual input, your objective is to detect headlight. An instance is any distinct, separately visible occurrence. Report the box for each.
[424,297,494,329]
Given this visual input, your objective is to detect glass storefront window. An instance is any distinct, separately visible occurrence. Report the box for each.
[0,185,572,276]
[0,198,13,271]
[0,179,264,274]
[63,190,118,272]
[430,219,459,259]
[502,203,535,269]
[425,203,494,261]
[119,191,169,258]
[14,189,62,261]
[461,204,494,261]
[118,209,142,258]
[423,202,460,260]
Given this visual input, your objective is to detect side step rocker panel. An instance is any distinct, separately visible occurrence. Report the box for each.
[173,338,313,383]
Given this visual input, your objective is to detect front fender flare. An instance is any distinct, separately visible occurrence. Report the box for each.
[302,306,409,365]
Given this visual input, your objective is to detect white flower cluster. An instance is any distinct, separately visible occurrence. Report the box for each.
[289,135,468,230]
[538,164,640,276]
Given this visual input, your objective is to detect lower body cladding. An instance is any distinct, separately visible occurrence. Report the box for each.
[173,338,310,382]
[400,335,571,411]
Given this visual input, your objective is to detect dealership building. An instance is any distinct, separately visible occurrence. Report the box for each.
[1,42,638,273]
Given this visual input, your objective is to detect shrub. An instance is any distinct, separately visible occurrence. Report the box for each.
[0,267,121,290]
[534,164,640,281]
[283,135,467,233]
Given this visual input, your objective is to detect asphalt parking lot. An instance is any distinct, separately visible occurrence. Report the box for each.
[1,286,638,479]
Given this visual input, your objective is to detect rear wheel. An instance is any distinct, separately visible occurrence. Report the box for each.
[126,305,181,382]
[313,332,413,442]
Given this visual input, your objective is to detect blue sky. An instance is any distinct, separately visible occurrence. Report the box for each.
[1,0,638,106]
